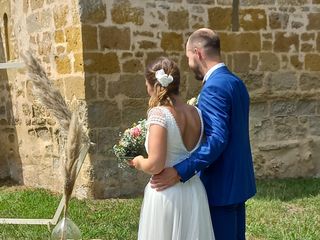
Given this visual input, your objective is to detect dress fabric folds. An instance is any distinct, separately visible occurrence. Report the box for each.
[138,106,215,240]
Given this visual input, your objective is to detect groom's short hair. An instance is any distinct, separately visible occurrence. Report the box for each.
[188,29,221,58]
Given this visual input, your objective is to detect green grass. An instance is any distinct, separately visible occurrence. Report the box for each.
[0,178,319,240]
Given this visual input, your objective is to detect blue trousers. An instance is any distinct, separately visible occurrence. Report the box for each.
[210,202,246,240]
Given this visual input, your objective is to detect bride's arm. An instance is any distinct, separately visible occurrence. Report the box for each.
[131,124,167,175]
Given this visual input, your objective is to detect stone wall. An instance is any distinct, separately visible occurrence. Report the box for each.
[0,0,92,197]
[81,0,320,198]
[0,0,319,198]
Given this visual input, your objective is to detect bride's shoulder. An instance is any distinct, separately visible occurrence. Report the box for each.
[147,106,169,120]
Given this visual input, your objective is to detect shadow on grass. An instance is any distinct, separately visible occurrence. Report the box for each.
[254,178,320,201]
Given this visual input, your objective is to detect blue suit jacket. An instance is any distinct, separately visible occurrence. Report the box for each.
[174,66,256,206]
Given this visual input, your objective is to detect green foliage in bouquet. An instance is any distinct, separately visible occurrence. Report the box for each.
[113,119,148,162]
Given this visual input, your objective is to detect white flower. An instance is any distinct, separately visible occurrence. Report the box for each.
[155,69,174,87]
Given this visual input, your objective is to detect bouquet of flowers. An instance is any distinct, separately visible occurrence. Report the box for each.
[113,119,147,169]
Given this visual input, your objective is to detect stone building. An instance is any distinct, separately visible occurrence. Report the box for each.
[0,0,319,199]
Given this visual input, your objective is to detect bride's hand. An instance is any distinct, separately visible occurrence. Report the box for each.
[130,155,144,170]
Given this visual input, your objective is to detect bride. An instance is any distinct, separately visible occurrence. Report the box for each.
[130,57,215,240]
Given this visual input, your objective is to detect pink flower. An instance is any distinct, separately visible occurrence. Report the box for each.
[130,127,141,138]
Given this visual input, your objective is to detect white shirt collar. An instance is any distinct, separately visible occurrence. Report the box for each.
[203,62,226,82]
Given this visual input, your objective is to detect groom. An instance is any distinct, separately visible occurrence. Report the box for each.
[150,28,256,240]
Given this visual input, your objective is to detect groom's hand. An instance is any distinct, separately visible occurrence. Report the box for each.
[150,167,180,191]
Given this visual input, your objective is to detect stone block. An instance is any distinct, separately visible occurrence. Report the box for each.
[99,26,130,50]
[309,116,320,136]
[123,59,143,73]
[30,0,44,10]
[180,55,189,72]
[187,0,215,3]
[111,0,144,25]
[146,52,168,66]
[0,106,5,115]
[82,25,98,50]
[307,13,320,30]
[250,102,269,119]
[87,100,121,128]
[271,100,297,116]
[297,100,317,115]
[168,10,189,30]
[238,72,264,92]
[38,32,52,56]
[161,32,183,51]
[232,53,250,73]
[84,76,97,101]
[55,55,71,74]
[108,74,147,99]
[254,139,315,178]
[219,32,261,52]
[54,30,64,44]
[74,53,84,72]
[240,0,275,5]
[268,72,297,91]
[53,5,68,29]
[262,41,272,51]
[27,10,52,33]
[251,119,273,142]
[138,41,157,49]
[217,0,233,4]
[277,0,308,4]
[96,128,121,154]
[240,9,267,31]
[301,33,315,41]
[79,0,106,23]
[290,55,303,70]
[259,53,280,72]
[300,73,320,90]
[269,12,289,29]
[122,99,148,124]
[317,34,320,52]
[23,0,29,13]
[208,7,232,30]
[133,31,154,37]
[83,52,120,74]
[273,116,298,140]
[305,54,320,71]
[291,21,304,29]
[301,43,314,52]
[64,76,85,100]
[98,76,107,99]
[274,32,299,52]
[65,27,82,53]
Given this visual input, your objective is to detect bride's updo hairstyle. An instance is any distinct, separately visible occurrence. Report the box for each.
[145,57,180,109]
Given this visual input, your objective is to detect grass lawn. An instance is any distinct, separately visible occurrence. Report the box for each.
[0,178,319,240]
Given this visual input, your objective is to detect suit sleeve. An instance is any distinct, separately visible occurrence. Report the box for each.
[174,84,231,182]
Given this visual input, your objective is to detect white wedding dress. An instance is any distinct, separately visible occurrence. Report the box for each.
[138,106,215,240]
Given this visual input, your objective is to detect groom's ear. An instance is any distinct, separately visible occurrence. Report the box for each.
[194,48,203,60]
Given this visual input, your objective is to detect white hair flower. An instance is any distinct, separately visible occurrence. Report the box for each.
[155,69,174,87]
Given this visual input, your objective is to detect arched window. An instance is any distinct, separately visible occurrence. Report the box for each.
[3,13,10,61]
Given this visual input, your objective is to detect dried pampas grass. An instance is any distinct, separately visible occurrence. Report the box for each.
[21,52,71,136]
[22,52,89,224]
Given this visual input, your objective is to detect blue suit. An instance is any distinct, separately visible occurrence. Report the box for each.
[174,66,256,239]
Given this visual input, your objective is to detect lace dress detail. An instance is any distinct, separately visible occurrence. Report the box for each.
[138,106,215,240]
[146,107,167,129]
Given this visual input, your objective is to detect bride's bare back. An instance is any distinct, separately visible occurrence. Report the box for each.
[166,103,202,152]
